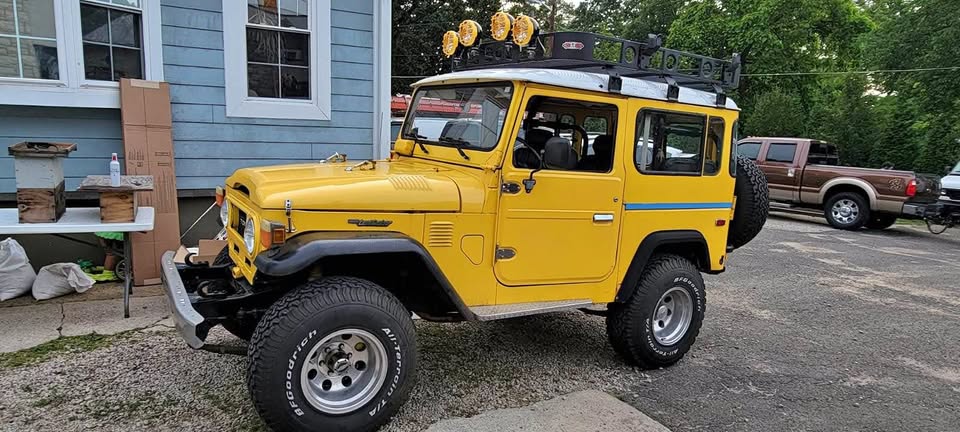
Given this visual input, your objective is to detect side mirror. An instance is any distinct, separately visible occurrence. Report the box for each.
[542,137,578,170]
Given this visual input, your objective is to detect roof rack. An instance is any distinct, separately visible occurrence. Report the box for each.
[451,32,741,106]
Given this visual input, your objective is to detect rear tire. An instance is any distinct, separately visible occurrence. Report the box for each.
[866,214,898,230]
[607,254,706,368]
[247,276,416,432]
[824,192,870,230]
[728,155,769,249]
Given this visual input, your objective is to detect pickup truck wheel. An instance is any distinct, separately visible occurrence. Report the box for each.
[728,155,769,249]
[825,192,870,230]
[866,214,898,230]
[247,276,416,432]
[606,254,705,368]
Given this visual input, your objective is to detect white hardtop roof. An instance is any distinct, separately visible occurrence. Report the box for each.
[413,68,739,111]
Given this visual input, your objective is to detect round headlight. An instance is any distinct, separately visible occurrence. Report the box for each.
[244,218,256,253]
[442,30,460,57]
[219,200,230,226]
[490,12,514,41]
[512,14,539,47]
[458,20,481,47]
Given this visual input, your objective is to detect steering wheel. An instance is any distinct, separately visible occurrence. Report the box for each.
[513,136,543,168]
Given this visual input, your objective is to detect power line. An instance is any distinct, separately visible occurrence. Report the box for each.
[392,67,960,80]
[742,66,960,77]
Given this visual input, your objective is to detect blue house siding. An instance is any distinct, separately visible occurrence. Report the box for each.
[0,106,123,193]
[161,0,378,190]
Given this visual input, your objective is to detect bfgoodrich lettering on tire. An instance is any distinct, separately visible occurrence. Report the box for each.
[246,276,416,432]
[607,254,706,368]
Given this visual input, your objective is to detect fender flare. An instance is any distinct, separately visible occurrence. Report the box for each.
[818,178,877,208]
[253,231,476,320]
[614,230,710,303]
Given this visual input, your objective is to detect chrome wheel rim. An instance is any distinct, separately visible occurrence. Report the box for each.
[831,199,860,225]
[300,329,388,414]
[652,287,693,346]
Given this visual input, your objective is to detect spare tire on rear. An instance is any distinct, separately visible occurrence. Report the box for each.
[728,155,769,249]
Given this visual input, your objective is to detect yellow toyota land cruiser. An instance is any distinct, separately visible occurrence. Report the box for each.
[161,14,768,432]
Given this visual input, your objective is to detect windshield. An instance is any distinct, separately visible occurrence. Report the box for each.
[401,83,513,151]
[952,161,960,174]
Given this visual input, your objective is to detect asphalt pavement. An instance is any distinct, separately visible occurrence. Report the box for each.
[622,214,960,431]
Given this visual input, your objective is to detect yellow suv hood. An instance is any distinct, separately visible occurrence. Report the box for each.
[226,159,465,211]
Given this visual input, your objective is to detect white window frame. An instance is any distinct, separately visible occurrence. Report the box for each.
[0,0,163,108]
[223,1,331,121]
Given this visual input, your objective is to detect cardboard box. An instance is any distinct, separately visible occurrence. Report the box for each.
[121,78,179,286]
[191,240,228,265]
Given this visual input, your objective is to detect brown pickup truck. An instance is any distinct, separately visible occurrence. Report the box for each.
[736,137,940,230]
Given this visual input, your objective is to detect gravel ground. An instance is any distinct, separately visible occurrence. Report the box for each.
[1,214,958,432]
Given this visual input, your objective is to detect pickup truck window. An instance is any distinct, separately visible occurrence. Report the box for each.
[766,143,797,163]
[705,117,724,175]
[737,142,761,160]
[808,142,839,166]
[636,110,707,175]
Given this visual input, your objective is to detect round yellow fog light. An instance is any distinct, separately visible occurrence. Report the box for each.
[442,30,460,57]
[512,14,539,47]
[490,12,514,41]
[458,19,482,47]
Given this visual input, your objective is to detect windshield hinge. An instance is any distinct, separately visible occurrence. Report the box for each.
[285,199,296,233]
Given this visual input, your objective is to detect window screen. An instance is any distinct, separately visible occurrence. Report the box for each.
[766,143,797,163]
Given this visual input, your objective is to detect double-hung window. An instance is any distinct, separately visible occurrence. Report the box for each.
[223,0,331,120]
[0,0,162,108]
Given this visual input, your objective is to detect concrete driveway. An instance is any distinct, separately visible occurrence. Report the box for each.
[623,214,960,431]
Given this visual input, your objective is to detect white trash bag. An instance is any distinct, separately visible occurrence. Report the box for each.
[32,263,95,300]
[0,238,37,301]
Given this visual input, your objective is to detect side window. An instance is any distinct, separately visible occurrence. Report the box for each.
[766,143,797,163]
[737,142,761,160]
[808,142,839,166]
[729,120,740,177]
[705,117,724,175]
[513,96,618,172]
[636,110,706,175]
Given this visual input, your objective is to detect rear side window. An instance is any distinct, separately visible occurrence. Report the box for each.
[705,117,724,175]
[737,142,761,160]
[808,142,839,165]
[729,121,740,177]
[636,110,707,175]
[766,143,797,163]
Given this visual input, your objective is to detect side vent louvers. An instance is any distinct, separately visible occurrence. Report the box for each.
[428,221,454,247]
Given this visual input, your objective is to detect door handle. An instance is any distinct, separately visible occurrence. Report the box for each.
[593,213,615,222]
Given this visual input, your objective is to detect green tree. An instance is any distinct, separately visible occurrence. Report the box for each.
[743,90,806,137]
[392,0,504,94]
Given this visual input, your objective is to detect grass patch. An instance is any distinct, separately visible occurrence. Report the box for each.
[0,333,124,369]
[30,389,68,408]
[896,218,927,226]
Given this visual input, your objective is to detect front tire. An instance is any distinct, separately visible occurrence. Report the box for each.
[824,192,870,230]
[247,276,416,432]
[607,254,706,368]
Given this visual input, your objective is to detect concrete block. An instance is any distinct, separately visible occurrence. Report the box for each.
[0,303,62,353]
[426,390,671,432]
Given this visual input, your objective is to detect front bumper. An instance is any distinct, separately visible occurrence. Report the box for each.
[160,251,206,348]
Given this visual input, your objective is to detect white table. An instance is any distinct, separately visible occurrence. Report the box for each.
[0,207,155,317]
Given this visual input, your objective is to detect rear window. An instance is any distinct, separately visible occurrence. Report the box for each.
[737,142,761,160]
[766,143,797,163]
[808,142,839,165]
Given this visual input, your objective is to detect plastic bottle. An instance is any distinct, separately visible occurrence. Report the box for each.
[110,153,121,187]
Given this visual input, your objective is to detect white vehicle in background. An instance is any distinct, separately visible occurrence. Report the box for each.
[940,161,960,204]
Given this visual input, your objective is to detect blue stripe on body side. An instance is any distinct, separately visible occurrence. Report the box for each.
[624,202,732,210]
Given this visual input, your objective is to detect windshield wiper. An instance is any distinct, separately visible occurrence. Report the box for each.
[411,134,430,154]
[438,137,471,160]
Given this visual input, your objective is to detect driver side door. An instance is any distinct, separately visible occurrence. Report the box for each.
[494,88,625,288]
